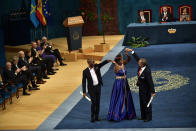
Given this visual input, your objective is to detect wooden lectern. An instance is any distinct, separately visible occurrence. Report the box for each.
[63,16,84,52]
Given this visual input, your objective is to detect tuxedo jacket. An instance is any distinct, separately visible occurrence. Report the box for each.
[132,52,155,94]
[82,60,109,93]
[159,12,172,22]
[137,15,149,23]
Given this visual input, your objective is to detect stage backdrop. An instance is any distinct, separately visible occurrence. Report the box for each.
[0,0,80,44]
[118,0,196,33]
[0,29,6,67]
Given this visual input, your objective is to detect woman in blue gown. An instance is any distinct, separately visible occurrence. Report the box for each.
[108,52,136,121]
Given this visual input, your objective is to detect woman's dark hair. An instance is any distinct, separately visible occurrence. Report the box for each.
[115,54,122,64]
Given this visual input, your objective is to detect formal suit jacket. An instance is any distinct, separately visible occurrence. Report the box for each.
[11,63,22,76]
[159,12,172,22]
[82,60,109,93]
[138,15,149,23]
[31,48,41,64]
[3,68,17,83]
[132,52,155,94]
[18,57,30,68]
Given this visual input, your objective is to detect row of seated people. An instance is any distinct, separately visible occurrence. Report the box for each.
[138,5,192,23]
[0,36,66,98]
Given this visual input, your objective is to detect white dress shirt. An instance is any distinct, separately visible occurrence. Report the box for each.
[141,15,145,21]
[139,66,146,76]
[162,12,168,21]
[89,67,99,86]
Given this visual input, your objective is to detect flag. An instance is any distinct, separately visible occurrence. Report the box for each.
[43,0,52,25]
[30,0,39,28]
[36,0,47,26]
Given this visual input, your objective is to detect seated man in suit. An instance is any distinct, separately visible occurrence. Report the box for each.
[41,36,66,66]
[159,6,172,22]
[4,62,30,95]
[138,10,149,23]
[31,41,55,76]
[12,56,39,90]
[18,50,44,85]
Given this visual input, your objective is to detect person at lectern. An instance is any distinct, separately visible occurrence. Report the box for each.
[138,10,148,23]
[159,6,172,22]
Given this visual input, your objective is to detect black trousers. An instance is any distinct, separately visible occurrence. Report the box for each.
[88,85,101,119]
[28,65,42,81]
[53,49,63,62]
[15,74,28,93]
[139,91,152,120]
[42,57,53,72]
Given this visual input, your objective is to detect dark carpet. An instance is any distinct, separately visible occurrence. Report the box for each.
[55,43,196,129]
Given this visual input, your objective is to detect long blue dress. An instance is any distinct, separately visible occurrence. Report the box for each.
[108,67,136,121]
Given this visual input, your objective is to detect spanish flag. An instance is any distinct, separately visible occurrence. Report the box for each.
[36,0,47,26]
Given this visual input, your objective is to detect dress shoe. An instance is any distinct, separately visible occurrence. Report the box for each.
[138,117,145,120]
[41,80,46,83]
[36,81,44,84]
[144,119,152,122]
[90,118,95,123]
[95,118,101,121]
[31,87,40,90]
[32,84,39,88]
[23,92,30,95]
[60,63,67,66]
[34,87,40,90]
[47,72,55,75]
[43,76,50,79]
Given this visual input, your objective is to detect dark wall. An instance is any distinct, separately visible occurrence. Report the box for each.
[0,0,80,43]
[118,0,196,33]
[0,29,6,67]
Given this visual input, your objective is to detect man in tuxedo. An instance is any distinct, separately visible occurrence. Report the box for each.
[82,59,112,122]
[138,10,149,23]
[159,6,172,22]
[126,48,155,122]
[4,62,30,95]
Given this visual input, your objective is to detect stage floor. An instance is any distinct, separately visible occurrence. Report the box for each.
[0,35,123,130]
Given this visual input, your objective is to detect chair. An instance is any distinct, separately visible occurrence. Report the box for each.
[0,68,21,100]
[0,88,6,110]
[138,9,152,23]
[159,5,174,21]
[0,81,12,105]
[178,5,192,21]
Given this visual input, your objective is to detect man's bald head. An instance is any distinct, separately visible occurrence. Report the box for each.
[18,51,25,58]
[42,36,47,43]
